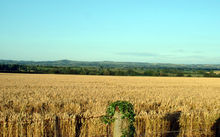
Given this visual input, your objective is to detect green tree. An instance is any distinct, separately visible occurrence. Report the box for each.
[103,69,110,75]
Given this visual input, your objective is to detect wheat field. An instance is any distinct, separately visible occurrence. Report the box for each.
[0,73,220,137]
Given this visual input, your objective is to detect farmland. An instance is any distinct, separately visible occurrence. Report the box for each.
[214,71,220,74]
[0,73,220,136]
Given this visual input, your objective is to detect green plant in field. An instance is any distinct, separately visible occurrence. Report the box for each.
[101,100,135,137]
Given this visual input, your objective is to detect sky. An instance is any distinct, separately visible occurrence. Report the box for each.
[0,0,220,64]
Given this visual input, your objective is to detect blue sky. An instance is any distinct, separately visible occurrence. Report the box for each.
[0,0,220,64]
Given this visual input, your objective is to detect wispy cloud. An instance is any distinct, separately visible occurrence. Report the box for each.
[175,49,186,53]
[192,50,203,54]
[116,51,220,64]
[173,49,203,54]
[117,52,159,57]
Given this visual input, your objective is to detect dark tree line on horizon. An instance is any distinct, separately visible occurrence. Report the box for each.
[0,64,220,77]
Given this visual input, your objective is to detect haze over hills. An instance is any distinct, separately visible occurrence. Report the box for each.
[0,59,220,70]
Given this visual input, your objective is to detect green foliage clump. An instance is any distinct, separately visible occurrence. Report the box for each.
[101,101,135,137]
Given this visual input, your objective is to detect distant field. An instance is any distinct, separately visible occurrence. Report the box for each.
[0,73,220,137]
[214,70,220,74]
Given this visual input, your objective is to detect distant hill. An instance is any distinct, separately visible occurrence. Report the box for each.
[0,59,220,70]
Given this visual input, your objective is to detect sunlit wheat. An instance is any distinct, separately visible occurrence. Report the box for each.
[0,73,219,136]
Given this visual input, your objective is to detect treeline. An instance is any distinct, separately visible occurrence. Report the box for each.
[0,64,220,77]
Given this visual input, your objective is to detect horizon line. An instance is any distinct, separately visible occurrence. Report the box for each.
[0,59,220,65]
